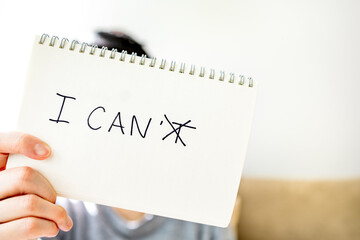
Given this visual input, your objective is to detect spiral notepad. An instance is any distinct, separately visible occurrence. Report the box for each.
[8,34,257,227]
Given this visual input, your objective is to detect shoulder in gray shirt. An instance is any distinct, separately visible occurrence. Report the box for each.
[42,198,236,240]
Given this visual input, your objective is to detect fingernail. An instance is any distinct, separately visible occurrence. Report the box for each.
[34,143,50,156]
[66,215,73,229]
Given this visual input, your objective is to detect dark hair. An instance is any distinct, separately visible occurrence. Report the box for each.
[93,31,149,57]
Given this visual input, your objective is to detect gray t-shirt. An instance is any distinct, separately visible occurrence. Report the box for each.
[42,198,236,240]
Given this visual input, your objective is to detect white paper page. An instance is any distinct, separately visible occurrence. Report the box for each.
[7,35,257,227]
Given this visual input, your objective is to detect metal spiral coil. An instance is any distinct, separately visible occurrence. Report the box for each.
[59,38,69,49]
[100,47,108,57]
[90,45,97,55]
[49,36,58,47]
[69,40,79,51]
[180,63,185,73]
[79,42,87,53]
[159,59,166,69]
[209,69,215,79]
[149,57,156,67]
[199,67,205,77]
[120,50,127,61]
[38,33,254,87]
[130,52,137,63]
[110,49,117,59]
[140,54,147,65]
[169,61,176,72]
[189,65,195,75]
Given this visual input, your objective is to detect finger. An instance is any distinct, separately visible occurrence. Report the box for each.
[0,167,57,203]
[0,132,51,160]
[0,153,8,171]
[0,194,73,232]
[0,217,59,240]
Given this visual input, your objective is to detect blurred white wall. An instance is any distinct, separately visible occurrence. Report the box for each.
[0,0,359,179]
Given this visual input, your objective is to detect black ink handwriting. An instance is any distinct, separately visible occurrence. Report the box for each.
[162,114,196,146]
[87,106,106,130]
[49,93,76,124]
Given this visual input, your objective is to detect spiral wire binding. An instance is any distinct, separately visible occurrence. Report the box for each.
[100,47,107,57]
[130,52,137,63]
[49,36,58,47]
[170,61,176,71]
[120,50,127,61]
[38,34,254,87]
[149,57,156,67]
[140,54,146,65]
[80,42,87,53]
[90,45,97,55]
[110,49,117,59]
[59,38,69,49]
[209,69,215,79]
[180,63,185,73]
[70,40,78,51]
[159,59,166,69]
[189,65,195,75]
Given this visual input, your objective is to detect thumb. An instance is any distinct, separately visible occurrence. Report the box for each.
[0,132,52,170]
[0,153,8,171]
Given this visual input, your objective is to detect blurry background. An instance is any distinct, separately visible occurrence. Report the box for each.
[0,0,359,239]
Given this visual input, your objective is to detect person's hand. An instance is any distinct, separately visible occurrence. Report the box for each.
[0,132,73,240]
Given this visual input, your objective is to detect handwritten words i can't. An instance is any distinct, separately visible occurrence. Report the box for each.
[49,93,196,147]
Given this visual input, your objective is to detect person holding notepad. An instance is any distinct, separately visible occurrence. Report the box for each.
[0,32,236,240]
